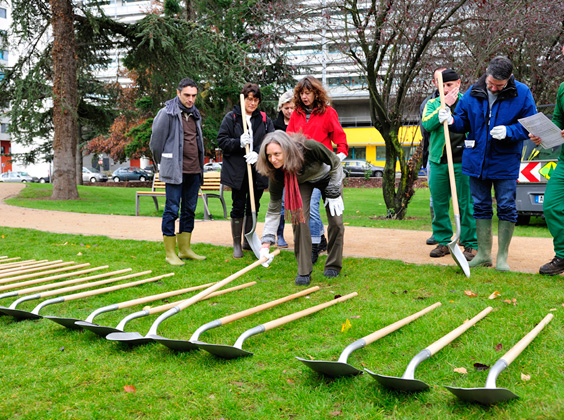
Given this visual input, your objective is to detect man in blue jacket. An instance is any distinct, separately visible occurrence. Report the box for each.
[439,57,536,271]
[150,78,206,265]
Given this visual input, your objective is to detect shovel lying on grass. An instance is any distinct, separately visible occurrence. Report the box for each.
[436,71,470,278]
[196,292,358,359]
[1,274,171,321]
[0,265,116,295]
[105,250,279,345]
[240,93,262,259]
[0,260,71,281]
[0,259,54,275]
[79,282,255,338]
[445,313,553,405]
[154,286,320,352]
[366,306,493,392]
[296,301,442,378]
[0,270,152,319]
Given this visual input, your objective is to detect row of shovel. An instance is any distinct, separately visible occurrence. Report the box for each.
[0,255,553,405]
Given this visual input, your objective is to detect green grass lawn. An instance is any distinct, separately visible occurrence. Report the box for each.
[0,227,563,419]
[5,183,551,238]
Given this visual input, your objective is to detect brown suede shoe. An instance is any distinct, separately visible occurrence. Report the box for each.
[463,247,477,261]
[430,244,450,258]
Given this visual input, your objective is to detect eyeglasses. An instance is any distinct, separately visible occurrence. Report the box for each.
[485,77,508,91]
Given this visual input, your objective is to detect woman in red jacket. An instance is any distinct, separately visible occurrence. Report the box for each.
[287,76,348,265]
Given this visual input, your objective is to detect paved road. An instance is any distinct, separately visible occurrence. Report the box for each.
[0,183,554,274]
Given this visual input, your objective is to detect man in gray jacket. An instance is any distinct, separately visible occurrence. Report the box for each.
[150,78,206,265]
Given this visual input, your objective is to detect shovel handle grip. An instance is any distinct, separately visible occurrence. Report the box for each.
[261,292,358,332]
[240,93,257,213]
[501,313,554,366]
[219,286,320,325]
[175,249,281,312]
[436,72,460,217]
[426,306,492,356]
[362,302,442,345]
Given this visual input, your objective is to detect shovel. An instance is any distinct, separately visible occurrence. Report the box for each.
[0,260,69,280]
[0,262,87,285]
[240,93,262,259]
[79,282,255,338]
[50,281,215,330]
[196,292,358,359]
[437,72,470,278]
[0,270,152,319]
[297,301,442,378]
[0,259,38,270]
[0,265,116,295]
[366,306,492,392]
[20,274,172,321]
[0,259,50,273]
[105,250,279,345]
[445,313,553,405]
[154,286,320,352]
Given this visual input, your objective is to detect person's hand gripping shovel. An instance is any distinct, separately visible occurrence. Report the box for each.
[240,93,262,259]
[437,72,470,278]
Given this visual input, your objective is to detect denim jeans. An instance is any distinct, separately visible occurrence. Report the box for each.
[309,188,324,244]
[469,177,517,223]
[162,173,201,236]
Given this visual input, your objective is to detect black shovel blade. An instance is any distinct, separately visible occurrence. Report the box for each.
[152,336,199,352]
[105,331,155,346]
[195,341,253,359]
[365,369,430,392]
[75,321,120,337]
[296,357,363,378]
[43,315,83,330]
[0,307,41,320]
[444,386,519,405]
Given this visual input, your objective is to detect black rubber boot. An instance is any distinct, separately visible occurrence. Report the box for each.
[231,218,244,258]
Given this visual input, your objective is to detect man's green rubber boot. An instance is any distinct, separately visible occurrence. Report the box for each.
[468,219,493,268]
[496,220,515,272]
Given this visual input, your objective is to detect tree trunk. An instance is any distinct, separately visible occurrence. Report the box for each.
[50,0,79,200]
[185,0,196,21]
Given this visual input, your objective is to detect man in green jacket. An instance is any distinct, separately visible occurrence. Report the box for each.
[422,69,477,261]
[530,46,564,275]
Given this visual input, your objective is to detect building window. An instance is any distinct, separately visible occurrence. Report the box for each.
[0,50,7,61]
[0,8,6,19]
[1,123,9,133]
[376,146,386,161]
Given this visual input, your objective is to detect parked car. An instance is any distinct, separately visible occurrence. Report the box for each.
[203,162,222,172]
[111,167,153,182]
[82,167,109,183]
[143,164,156,176]
[38,175,51,183]
[342,160,384,177]
[0,171,38,183]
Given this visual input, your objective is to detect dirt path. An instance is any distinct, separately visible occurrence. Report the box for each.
[0,183,553,274]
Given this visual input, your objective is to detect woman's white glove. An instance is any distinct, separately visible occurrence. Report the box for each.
[337,152,347,162]
[325,196,344,217]
[245,151,258,165]
[259,247,274,267]
[438,108,453,125]
[490,125,507,140]
[240,132,252,148]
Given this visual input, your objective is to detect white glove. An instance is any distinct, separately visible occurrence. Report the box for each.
[244,151,258,165]
[438,108,453,124]
[337,152,347,162]
[259,247,274,267]
[325,196,344,217]
[490,125,507,140]
[240,132,251,148]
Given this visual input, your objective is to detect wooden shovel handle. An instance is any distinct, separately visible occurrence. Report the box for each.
[146,281,256,315]
[114,281,214,309]
[426,306,492,356]
[0,263,88,284]
[261,292,358,332]
[436,72,460,217]
[362,302,442,345]
[501,313,553,366]
[240,93,257,213]
[0,260,58,276]
[175,249,281,312]
[219,286,320,325]
[60,273,173,302]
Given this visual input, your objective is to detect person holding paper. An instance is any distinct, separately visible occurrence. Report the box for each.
[529,50,564,275]
[439,56,537,271]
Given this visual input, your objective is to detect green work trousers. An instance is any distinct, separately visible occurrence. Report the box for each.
[544,161,564,259]
[429,161,477,248]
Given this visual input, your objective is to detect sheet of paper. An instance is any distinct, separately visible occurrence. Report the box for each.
[518,113,564,149]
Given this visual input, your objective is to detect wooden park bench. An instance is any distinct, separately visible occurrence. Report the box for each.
[135,171,227,220]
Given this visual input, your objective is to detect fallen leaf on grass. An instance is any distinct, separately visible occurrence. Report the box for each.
[123,385,136,393]
[306,354,315,360]
[495,343,503,352]
[549,308,557,311]
[474,363,490,371]
[341,319,352,333]
[287,378,295,385]
[330,410,342,417]
[503,298,517,306]
[454,367,468,374]
[142,306,152,310]
[521,373,531,381]
[77,252,82,256]
[464,290,477,298]
[488,291,501,300]
[350,315,361,319]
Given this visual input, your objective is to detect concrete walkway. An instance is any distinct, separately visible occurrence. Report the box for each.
[0,183,554,274]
